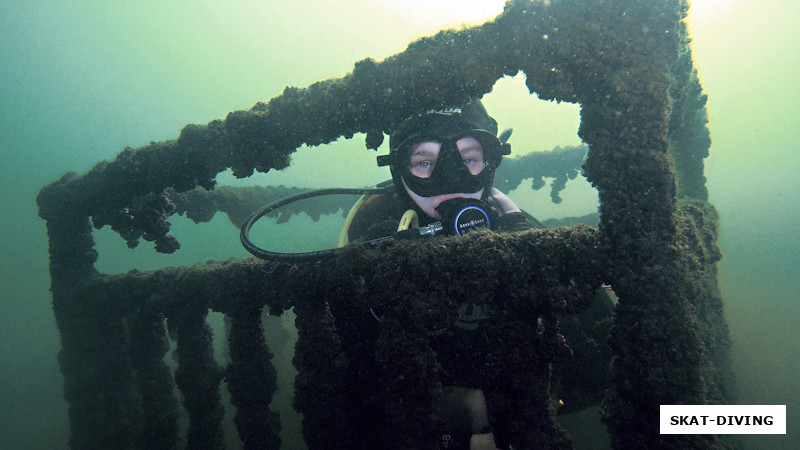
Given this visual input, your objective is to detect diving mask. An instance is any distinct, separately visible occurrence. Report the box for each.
[391,129,502,198]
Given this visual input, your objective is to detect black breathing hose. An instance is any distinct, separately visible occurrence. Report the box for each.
[240,187,394,262]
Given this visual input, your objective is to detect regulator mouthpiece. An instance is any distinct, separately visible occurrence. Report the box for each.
[391,198,493,241]
[436,198,494,236]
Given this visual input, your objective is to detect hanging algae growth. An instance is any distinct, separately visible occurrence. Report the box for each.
[37,0,734,448]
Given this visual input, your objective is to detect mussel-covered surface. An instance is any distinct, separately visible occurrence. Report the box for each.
[37,0,734,448]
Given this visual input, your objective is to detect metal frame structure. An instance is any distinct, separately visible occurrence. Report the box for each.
[37,1,732,448]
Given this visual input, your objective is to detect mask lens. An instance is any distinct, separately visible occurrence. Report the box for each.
[401,134,491,179]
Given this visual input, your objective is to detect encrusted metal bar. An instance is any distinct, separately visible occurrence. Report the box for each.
[292,301,353,449]
[225,304,281,450]
[128,303,180,449]
[167,305,225,449]
[669,20,713,201]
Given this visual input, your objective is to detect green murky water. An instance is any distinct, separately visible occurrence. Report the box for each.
[1,1,797,448]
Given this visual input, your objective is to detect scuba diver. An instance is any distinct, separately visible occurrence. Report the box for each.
[240,100,614,450]
[351,101,539,450]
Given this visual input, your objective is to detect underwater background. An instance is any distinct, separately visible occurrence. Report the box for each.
[1,1,797,449]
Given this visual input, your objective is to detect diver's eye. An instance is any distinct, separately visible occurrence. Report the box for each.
[459,145,485,175]
[409,158,436,178]
[408,141,441,178]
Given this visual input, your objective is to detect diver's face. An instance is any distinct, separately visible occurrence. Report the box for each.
[408,137,486,178]
[403,136,486,220]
